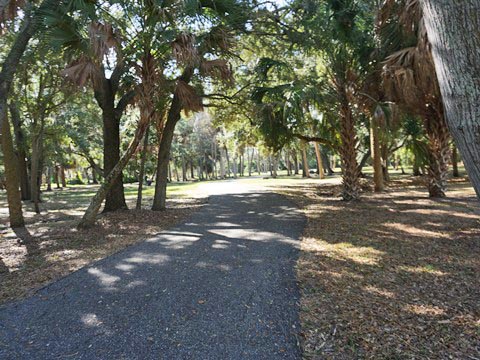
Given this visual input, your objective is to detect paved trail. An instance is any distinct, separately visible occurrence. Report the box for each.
[0,184,305,359]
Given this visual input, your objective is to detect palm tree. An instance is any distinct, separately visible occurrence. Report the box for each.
[379,0,451,197]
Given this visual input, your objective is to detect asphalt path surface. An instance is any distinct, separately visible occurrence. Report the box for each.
[0,184,305,359]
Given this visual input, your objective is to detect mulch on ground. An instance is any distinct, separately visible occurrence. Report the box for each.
[0,198,204,305]
[284,176,480,359]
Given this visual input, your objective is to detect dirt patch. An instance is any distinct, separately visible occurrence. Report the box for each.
[0,198,204,305]
[283,176,480,359]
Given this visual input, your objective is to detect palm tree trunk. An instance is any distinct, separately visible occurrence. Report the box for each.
[422,1,480,198]
[136,125,149,210]
[339,100,360,200]
[425,113,450,198]
[1,113,25,228]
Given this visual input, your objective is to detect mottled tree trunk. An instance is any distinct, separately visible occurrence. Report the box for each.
[1,114,24,228]
[46,167,52,191]
[422,1,480,198]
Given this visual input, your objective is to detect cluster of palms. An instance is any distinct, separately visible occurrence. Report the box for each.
[1,0,479,229]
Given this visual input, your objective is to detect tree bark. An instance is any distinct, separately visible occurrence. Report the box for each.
[301,141,310,178]
[78,120,150,229]
[151,79,189,210]
[339,97,360,200]
[452,145,459,177]
[10,102,30,200]
[371,109,384,192]
[313,141,325,179]
[293,151,299,175]
[422,1,480,198]
[99,91,127,212]
[425,112,450,198]
[136,125,149,210]
[1,113,24,228]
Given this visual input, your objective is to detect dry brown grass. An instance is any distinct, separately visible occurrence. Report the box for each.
[283,176,480,359]
[0,198,204,305]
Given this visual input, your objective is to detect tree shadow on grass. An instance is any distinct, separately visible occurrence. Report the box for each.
[287,180,480,358]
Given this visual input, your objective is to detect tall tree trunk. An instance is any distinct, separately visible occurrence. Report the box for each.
[10,102,30,200]
[425,113,451,198]
[136,125,149,210]
[219,147,226,178]
[257,150,261,175]
[30,124,43,214]
[301,141,310,178]
[152,87,187,210]
[285,150,291,176]
[46,166,52,191]
[381,145,390,182]
[78,120,150,229]
[1,113,25,228]
[293,151,299,175]
[451,145,459,178]
[313,142,325,179]
[182,157,187,182]
[225,145,231,177]
[101,100,127,212]
[339,99,360,200]
[422,1,480,198]
[60,166,67,187]
[54,165,61,188]
[371,110,384,192]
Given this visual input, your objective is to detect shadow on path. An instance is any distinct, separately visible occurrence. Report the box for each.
[0,192,305,359]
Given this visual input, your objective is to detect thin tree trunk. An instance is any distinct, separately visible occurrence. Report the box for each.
[219,147,225,178]
[293,151,299,175]
[313,141,325,179]
[257,150,261,175]
[10,102,30,200]
[136,125,149,210]
[78,120,150,229]
[1,112,24,227]
[60,166,67,187]
[285,150,291,176]
[225,145,231,177]
[371,110,384,192]
[151,67,193,211]
[54,165,61,188]
[46,166,52,191]
[301,141,310,178]
[30,124,42,214]
[452,145,459,177]
[422,1,480,198]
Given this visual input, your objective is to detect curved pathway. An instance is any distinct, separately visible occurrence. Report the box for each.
[0,187,305,359]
